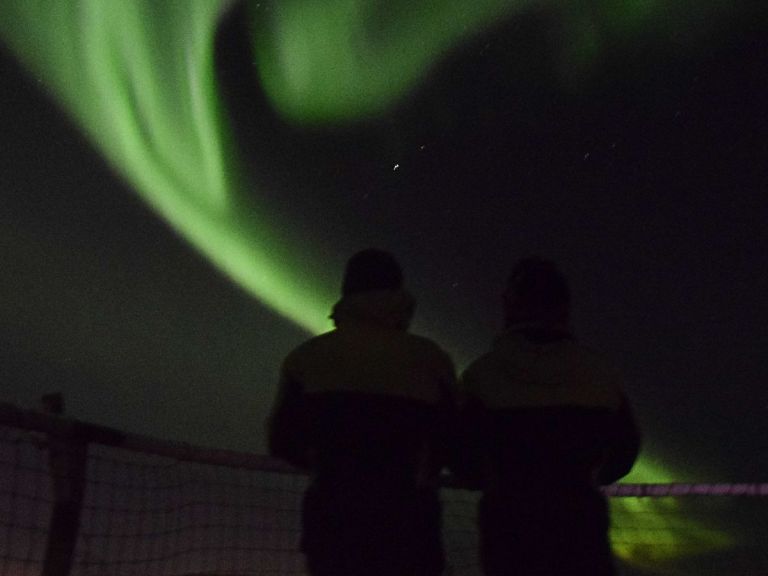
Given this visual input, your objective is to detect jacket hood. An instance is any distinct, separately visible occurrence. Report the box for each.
[330,289,415,330]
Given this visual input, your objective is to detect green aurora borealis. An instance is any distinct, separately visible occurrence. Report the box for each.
[0,0,333,336]
[0,0,758,568]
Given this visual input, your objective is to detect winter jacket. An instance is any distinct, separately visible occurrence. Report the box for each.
[268,290,457,576]
[457,323,640,576]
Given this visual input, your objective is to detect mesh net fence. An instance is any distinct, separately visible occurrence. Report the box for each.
[1,404,766,576]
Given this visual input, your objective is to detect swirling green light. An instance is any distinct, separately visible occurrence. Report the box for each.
[252,0,535,123]
[253,0,729,123]
[0,0,334,335]
[0,0,732,566]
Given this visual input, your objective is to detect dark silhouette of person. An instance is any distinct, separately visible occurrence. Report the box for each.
[456,257,640,576]
[268,249,458,576]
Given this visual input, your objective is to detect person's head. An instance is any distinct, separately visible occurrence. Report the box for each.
[341,248,403,296]
[503,257,570,326]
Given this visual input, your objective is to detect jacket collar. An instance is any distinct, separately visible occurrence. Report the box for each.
[330,290,415,330]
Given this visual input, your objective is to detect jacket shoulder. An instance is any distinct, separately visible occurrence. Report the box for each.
[405,333,453,361]
[461,340,625,410]
[284,330,337,356]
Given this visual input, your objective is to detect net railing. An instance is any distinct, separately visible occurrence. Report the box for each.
[1,402,766,576]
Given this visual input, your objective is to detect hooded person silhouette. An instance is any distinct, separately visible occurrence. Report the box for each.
[269,249,458,576]
[457,257,641,576]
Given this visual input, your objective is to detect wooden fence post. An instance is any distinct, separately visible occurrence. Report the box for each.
[40,393,87,576]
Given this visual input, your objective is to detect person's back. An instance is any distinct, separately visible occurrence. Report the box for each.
[457,258,640,576]
[268,250,457,576]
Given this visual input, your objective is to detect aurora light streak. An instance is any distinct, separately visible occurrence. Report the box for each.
[252,0,536,123]
[0,0,743,568]
[0,0,333,335]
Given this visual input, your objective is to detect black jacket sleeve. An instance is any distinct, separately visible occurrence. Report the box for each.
[597,394,641,485]
[267,371,309,469]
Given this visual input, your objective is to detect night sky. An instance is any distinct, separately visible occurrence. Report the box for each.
[1,0,767,491]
